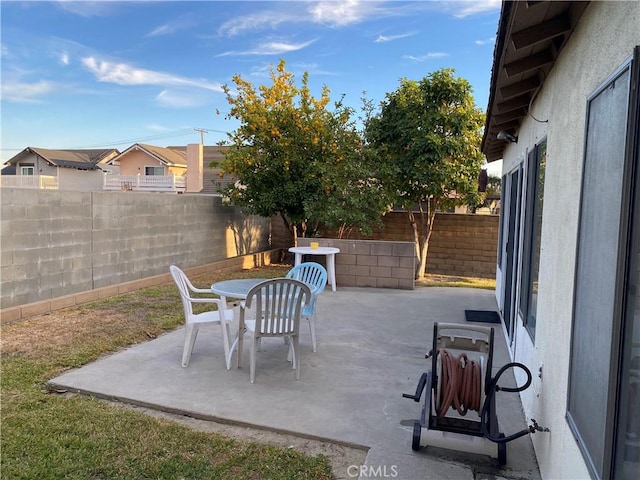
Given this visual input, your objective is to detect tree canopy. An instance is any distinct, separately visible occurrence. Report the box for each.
[214,59,387,241]
[365,68,485,278]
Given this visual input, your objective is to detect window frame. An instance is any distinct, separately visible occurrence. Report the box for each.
[518,139,546,341]
[20,165,35,176]
[144,165,165,176]
[566,51,639,480]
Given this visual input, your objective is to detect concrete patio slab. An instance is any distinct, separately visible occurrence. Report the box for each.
[49,287,542,480]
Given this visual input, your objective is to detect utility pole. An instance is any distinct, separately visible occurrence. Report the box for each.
[193,128,208,145]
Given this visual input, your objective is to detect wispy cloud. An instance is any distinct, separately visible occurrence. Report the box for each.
[309,0,386,27]
[375,32,416,43]
[445,0,501,18]
[475,37,495,46]
[219,0,389,37]
[58,52,70,65]
[54,0,123,17]
[155,89,211,108]
[218,11,295,37]
[404,52,449,62]
[147,14,197,37]
[217,39,317,57]
[81,57,224,92]
[1,79,57,103]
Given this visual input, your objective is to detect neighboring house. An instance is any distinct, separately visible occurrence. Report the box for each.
[483,2,639,479]
[1,147,119,191]
[103,143,234,194]
[2,143,234,194]
[104,143,189,192]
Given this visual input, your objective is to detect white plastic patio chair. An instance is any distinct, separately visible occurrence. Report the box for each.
[237,278,311,383]
[286,262,327,352]
[169,265,235,369]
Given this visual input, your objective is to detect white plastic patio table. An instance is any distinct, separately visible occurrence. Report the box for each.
[211,278,317,368]
[211,278,267,304]
[211,278,267,369]
[288,246,340,292]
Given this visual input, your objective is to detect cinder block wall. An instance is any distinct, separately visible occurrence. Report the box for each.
[0,188,270,309]
[296,238,415,289]
[426,214,498,278]
[1,249,280,323]
[272,212,498,278]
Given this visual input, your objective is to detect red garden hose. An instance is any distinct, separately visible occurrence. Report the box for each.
[437,348,483,417]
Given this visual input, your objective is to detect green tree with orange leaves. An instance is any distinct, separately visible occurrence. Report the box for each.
[214,59,388,242]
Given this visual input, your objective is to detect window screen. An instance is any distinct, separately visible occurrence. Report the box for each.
[519,142,546,341]
[567,60,632,480]
[145,166,164,176]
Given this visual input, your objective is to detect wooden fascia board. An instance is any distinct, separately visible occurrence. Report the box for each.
[499,76,540,100]
[492,108,527,124]
[488,119,521,134]
[511,14,571,50]
[495,94,531,114]
[504,49,554,77]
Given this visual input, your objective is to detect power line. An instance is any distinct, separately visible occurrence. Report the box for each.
[194,128,209,145]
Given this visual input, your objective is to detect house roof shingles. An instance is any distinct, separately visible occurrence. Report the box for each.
[115,143,187,167]
[7,147,120,170]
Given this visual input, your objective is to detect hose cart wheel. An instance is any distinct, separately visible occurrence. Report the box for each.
[412,422,422,451]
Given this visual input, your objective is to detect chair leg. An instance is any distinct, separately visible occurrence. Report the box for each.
[250,335,258,383]
[182,324,199,367]
[237,328,244,369]
[287,339,294,363]
[292,335,300,380]
[308,315,317,353]
[220,322,232,370]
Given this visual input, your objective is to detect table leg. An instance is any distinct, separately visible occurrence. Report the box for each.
[219,294,240,370]
[327,253,337,292]
[294,252,303,266]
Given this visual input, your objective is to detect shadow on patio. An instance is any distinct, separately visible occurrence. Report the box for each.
[49,286,541,480]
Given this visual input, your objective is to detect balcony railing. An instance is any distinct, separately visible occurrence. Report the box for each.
[0,175,59,189]
[103,174,186,192]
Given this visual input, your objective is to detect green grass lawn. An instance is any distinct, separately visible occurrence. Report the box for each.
[417,274,496,289]
[1,264,335,480]
[1,265,493,479]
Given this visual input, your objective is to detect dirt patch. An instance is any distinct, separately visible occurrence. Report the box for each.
[108,401,368,480]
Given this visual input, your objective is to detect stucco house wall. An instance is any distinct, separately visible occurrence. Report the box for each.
[117,149,186,176]
[13,152,57,176]
[15,154,106,192]
[3,148,121,192]
[58,168,107,191]
[497,2,640,479]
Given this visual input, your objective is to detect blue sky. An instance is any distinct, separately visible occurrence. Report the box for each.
[1,0,501,167]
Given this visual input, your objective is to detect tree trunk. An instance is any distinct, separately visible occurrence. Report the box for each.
[416,225,432,279]
[415,204,437,280]
[281,213,297,246]
[408,199,437,280]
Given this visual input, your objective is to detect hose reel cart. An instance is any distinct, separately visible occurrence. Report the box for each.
[403,322,537,465]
